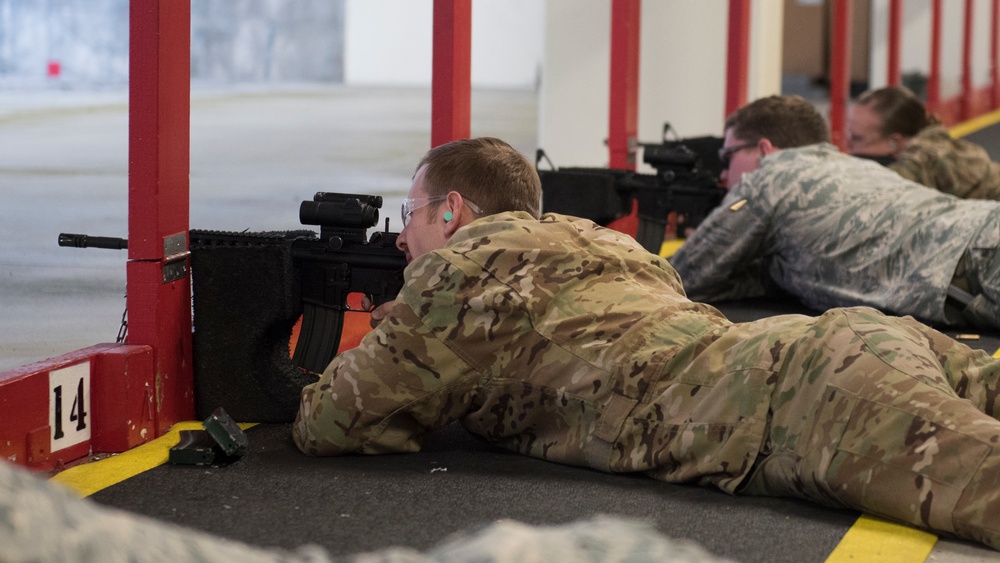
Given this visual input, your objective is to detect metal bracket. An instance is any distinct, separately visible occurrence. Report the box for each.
[162,232,190,284]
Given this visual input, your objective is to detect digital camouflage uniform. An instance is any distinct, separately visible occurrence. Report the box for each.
[669,143,1000,329]
[891,124,1000,200]
[0,460,731,563]
[294,212,1000,550]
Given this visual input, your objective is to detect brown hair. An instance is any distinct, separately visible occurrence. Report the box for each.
[416,137,541,218]
[725,95,830,148]
[854,86,939,137]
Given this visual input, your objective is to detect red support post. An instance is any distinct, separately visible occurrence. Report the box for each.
[962,0,975,120]
[431,0,472,148]
[887,0,902,86]
[928,0,942,114]
[608,0,641,170]
[127,0,194,435]
[829,0,853,150]
[725,0,751,118]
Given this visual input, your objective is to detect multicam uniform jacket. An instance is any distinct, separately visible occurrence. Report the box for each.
[891,124,1000,200]
[294,212,772,493]
[293,212,1000,549]
[669,143,1000,326]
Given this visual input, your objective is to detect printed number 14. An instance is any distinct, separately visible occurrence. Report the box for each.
[52,378,88,440]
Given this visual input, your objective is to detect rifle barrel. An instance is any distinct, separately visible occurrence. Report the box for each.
[58,233,128,250]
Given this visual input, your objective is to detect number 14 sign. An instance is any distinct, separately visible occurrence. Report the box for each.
[49,362,91,450]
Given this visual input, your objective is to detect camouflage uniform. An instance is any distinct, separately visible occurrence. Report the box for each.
[294,212,1000,550]
[0,460,731,562]
[891,124,1000,200]
[669,143,1000,329]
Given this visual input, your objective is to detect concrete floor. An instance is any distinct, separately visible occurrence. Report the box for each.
[2,85,1000,561]
[0,84,537,372]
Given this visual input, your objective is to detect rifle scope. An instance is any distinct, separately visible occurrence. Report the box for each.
[299,193,381,229]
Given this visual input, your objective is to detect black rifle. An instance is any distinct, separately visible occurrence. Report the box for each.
[537,126,726,254]
[290,192,407,373]
[190,192,406,376]
[60,192,407,423]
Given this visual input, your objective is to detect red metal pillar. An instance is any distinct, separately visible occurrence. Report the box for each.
[608,0,640,170]
[127,0,194,434]
[928,0,942,114]
[992,0,1000,107]
[725,0,751,118]
[829,0,853,150]
[431,0,471,148]
[603,0,641,240]
[887,0,902,86]
[962,0,975,119]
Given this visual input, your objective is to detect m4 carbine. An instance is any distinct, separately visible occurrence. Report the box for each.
[537,129,726,254]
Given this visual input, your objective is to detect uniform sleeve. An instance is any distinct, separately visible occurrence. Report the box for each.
[292,262,482,456]
[889,152,935,189]
[889,130,992,198]
[667,187,773,302]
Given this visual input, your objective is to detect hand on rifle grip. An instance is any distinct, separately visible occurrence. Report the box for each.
[360,295,394,329]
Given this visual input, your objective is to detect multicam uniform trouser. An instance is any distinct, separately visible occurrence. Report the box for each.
[738,307,1000,549]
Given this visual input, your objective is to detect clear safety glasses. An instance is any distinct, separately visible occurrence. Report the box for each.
[401,194,483,227]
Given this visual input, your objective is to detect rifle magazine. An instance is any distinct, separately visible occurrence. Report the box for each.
[293,303,344,375]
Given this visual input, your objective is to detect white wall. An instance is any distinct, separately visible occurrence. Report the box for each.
[538,0,782,169]
[537,1,612,166]
[639,2,729,146]
[344,0,544,89]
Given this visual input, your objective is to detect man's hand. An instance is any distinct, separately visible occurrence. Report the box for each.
[360,296,394,329]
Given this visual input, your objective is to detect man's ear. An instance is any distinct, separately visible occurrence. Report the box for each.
[888,133,907,155]
[442,190,465,236]
[758,138,779,156]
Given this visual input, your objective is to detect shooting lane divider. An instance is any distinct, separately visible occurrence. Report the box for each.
[1,344,156,472]
[51,420,256,498]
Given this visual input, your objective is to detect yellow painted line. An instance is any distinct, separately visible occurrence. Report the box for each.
[660,238,684,258]
[825,514,936,563]
[51,421,256,497]
[993,347,1000,359]
[950,107,1000,138]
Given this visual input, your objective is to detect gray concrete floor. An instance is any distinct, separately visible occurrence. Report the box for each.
[2,84,999,562]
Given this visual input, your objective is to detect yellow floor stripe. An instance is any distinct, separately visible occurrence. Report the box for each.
[51,421,256,497]
[660,238,684,258]
[825,515,937,563]
[951,107,1000,138]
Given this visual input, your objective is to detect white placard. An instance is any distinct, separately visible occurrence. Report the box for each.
[49,362,92,450]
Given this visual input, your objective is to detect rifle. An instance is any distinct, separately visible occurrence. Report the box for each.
[190,192,407,376]
[290,192,407,374]
[537,125,726,254]
[59,192,407,423]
